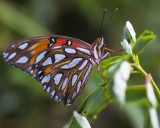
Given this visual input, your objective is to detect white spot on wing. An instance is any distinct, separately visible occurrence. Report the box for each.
[3,52,9,58]
[38,70,42,75]
[77,81,81,93]
[67,99,71,104]
[52,38,55,42]
[83,64,92,84]
[72,74,78,86]
[61,58,83,69]
[65,48,76,54]
[54,95,58,101]
[46,86,50,93]
[33,74,36,77]
[50,90,55,98]
[18,43,28,50]
[54,73,63,85]
[78,60,88,70]
[67,40,72,45]
[41,74,51,84]
[72,92,77,99]
[42,57,52,66]
[11,44,16,48]
[28,66,32,71]
[7,52,16,61]
[76,47,91,55]
[36,51,47,63]
[52,46,62,49]
[30,70,33,74]
[43,85,47,90]
[62,77,68,91]
[40,76,43,80]
[54,54,66,63]
[16,56,28,63]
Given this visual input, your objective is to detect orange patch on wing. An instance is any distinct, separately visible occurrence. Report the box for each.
[30,55,36,65]
[33,69,37,74]
[44,65,52,74]
[30,40,50,55]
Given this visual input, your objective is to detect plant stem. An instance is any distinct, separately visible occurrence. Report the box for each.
[131,63,160,103]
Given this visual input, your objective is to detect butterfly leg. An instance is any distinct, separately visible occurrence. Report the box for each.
[101,51,111,60]
[97,51,111,81]
[97,64,107,81]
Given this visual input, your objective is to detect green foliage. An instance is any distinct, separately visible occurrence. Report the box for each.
[65,21,160,128]
[132,30,156,55]
[1,1,160,128]
[0,1,52,37]
[126,86,146,102]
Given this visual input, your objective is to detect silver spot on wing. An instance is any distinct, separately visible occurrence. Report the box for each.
[18,43,28,50]
[54,73,63,85]
[61,58,83,69]
[54,54,66,63]
[36,51,47,63]
[61,77,68,91]
[16,56,28,63]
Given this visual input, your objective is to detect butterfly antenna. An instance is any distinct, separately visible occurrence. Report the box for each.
[99,8,107,37]
[101,8,118,35]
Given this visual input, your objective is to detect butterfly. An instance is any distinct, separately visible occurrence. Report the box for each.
[3,35,110,105]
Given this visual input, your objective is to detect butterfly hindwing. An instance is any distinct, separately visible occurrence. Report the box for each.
[3,35,93,105]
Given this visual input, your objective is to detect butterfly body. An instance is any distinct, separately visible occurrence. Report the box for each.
[3,35,106,105]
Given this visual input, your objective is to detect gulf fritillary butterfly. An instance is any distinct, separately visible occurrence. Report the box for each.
[3,35,110,105]
[3,9,118,105]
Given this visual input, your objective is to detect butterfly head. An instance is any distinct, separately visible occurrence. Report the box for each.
[96,37,104,48]
[91,37,106,65]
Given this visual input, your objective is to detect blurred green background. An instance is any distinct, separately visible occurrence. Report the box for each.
[0,0,160,128]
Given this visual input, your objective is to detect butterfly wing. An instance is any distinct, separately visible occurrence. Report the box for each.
[3,35,93,105]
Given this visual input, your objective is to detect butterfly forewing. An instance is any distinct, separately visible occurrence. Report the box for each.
[3,35,93,105]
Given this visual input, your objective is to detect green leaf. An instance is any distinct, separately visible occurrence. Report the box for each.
[132,30,156,55]
[68,86,112,128]
[105,60,123,79]
[78,86,112,119]
[69,119,81,128]
[84,87,109,117]
[126,86,146,102]
[100,56,123,69]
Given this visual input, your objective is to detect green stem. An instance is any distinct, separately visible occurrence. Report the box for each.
[131,63,160,103]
